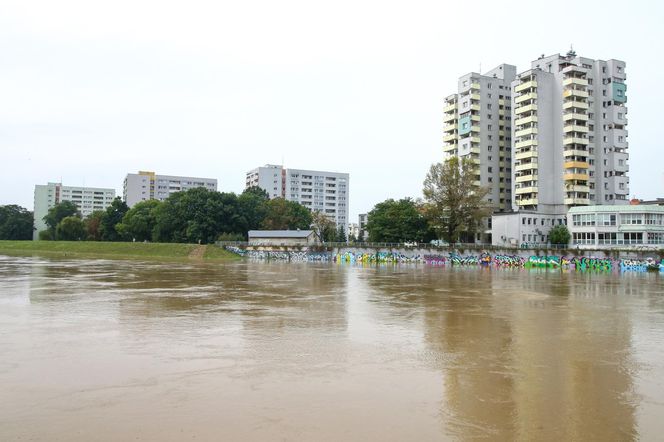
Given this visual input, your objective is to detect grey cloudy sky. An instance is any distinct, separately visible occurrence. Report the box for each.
[2,0,663,221]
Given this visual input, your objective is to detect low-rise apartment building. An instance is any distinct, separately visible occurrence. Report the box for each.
[33,182,116,239]
[246,165,349,231]
[123,171,217,207]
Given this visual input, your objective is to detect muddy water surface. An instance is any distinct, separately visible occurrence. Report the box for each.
[1,255,663,441]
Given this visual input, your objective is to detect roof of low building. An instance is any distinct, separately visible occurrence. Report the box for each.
[248,230,314,238]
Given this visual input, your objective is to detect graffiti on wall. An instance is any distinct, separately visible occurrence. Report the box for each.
[222,246,664,273]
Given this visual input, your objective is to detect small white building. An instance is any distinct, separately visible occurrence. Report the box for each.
[491,211,567,247]
[568,205,664,248]
[248,230,319,247]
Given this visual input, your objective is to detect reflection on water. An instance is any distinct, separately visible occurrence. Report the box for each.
[1,256,663,441]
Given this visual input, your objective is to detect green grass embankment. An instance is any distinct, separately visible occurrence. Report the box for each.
[0,240,239,262]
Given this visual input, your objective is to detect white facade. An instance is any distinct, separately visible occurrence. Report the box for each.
[245,165,284,199]
[491,212,568,247]
[123,171,217,207]
[568,205,664,248]
[33,182,116,239]
[246,165,350,231]
[443,64,517,213]
[512,51,629,214]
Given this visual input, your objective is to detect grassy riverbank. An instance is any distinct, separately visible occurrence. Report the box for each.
[0,240,239,262]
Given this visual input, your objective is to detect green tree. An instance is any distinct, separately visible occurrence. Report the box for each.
[548,225,571,246]
[311,210,336,242]
[43,201,79,238]
[84,210,105,241]
[261,198,312,231]
[335,224,347,243]
[56,216,85,241]
[116,200,161,242]
[100,197,129,241]
[366,198,432,243]
[0,205,33,240]
[153,188,244,244]
[422,157,491,243]
[237,186,270,235]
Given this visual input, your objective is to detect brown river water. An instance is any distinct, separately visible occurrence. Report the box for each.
[1,255,664,441]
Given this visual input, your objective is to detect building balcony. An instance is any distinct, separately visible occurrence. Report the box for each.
[563,89,589,98]
[563,172,588,181]
[563,136,589,145]
[471,82,480,90]
[565,185,590,193]
[515,138,537,149]
[444,103,456,113]
[563,124,589,133]
[563,149,589,158]
[443,113,456,123]
[515,92,537,104]
[515,127,538,138]
[516,198,538,206]
[470,136,481,143]
[443,133,457,142]
[498,99,505,105]
[515,186,538,195]
[470,93,481,101]
[515,150,537,160]
[515,162,538,172]
[514,80,537,93]
[471,114,481,122]
[563,112,589,121]
[470,104,480,111]
[514,115,538,126]
[515,174,535,183]
[564,198,590,206]
[563,101,589,110]
[563,77,588,87]
[515,103,538,115]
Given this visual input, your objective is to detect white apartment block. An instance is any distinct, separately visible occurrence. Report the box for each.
[246,165,349,231]
[443,64,517,213]
[123,171,218,207]
[33,182,116,239]
[512,50,629,214]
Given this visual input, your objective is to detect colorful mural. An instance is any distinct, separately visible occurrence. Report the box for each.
[223,246,664,273]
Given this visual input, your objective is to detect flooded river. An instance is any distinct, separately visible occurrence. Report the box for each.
[1,255,663,441]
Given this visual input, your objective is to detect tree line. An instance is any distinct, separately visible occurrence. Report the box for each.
[1,186,348,244]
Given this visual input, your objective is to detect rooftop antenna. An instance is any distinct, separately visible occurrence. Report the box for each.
[479,62,482,74]
[567,44,576,58]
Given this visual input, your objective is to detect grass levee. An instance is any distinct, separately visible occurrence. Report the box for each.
[0,241,239,262]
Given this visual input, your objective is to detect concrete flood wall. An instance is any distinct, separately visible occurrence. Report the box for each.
[220,244,664,272]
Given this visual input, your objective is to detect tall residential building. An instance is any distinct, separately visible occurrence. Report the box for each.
[246,165,349,230]
[123,171,217,207]
[443,64,517,213]
[512,51,629,214]
[493,50,629,246]
[33,182,116,239]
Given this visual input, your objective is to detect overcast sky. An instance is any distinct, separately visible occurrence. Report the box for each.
[2,0,663,221]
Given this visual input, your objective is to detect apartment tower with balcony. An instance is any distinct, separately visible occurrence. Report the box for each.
[443,64,517,215]
[511,51,629,214]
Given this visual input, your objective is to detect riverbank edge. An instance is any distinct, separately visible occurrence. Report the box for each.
[0,240,240,262]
